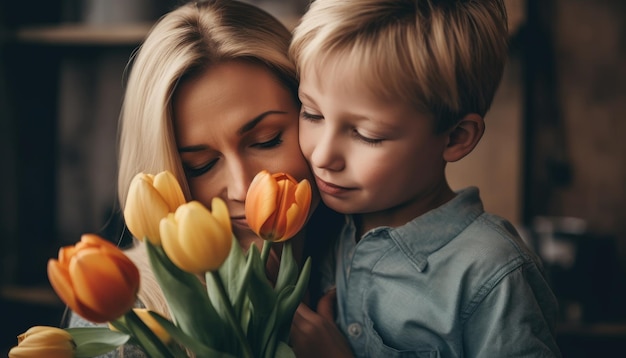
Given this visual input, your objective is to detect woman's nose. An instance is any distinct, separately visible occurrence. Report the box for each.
[225,159,252,202]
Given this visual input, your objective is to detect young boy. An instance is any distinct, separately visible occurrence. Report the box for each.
[290,0,561,356]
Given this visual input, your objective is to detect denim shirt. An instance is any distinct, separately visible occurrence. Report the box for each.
[326,187,561,357]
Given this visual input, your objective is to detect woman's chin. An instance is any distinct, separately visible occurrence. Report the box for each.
[235,230,264,250]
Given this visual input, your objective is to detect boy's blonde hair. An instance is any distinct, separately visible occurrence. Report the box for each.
[116,0,296,317]
[290,0,508,133]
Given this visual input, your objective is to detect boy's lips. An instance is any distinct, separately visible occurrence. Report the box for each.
[315,176,353,195]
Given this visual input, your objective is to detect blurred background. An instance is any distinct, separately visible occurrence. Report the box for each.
[1,0,625,356]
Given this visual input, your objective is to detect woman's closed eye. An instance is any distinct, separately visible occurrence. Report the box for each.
[184,158,218,177]
[251,132,283,149]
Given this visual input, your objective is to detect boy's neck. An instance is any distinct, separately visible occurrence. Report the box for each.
[354,183,456,241]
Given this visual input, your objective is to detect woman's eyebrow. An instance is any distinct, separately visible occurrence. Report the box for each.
[179,145,206,153]
[178,110,288,152]
[237,110,287,135]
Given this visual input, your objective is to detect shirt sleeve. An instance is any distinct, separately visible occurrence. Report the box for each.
[318,236,338,294]
[462,263,562,357]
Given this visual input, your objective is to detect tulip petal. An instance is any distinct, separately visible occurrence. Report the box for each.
[295,179,312,209]
[100,246,141,289]
[57,246,76,265]
[178,202,231,273]
[79,233,118,248]
[70,248,138,322]
[18,327,73,345]
[273,177,294,239]
[280,179,311,241]
[21,326,72,339]
[134,309,171,343]
[245,170,278,235]
[160,213,188,271]
[9,346,75,358]
[80,236,140,288]
[211,197,232,240]
[153,171,186,212]
[281,203,307,242]
[10,326,74,358]
[47,260,79,310]
[124,176,170,244]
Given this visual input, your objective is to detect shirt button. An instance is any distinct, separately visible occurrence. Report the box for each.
[347,323,362,337]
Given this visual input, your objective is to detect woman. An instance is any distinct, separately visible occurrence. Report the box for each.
[69,1,346,356]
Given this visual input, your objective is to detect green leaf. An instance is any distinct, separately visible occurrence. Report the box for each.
[275,257,312,343]
[245,244,278,354]
[260,289,290,358]
[274,241,298,294]
[124,309,176,358]
[206,271,254,358]
[215,236,249,304]
[66,327,130,358]
[148,311,236,358]
[209,236,254,330]
[274,341,297,358]
[145,241,226,348]
[245,244,277,314]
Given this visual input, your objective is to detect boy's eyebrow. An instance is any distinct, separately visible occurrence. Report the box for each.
[297,91,315,104]
[179,110,287,153]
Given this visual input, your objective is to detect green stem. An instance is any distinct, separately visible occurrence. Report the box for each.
[260,240,273,267]
[124,309,176,358]
[210,271,253,358]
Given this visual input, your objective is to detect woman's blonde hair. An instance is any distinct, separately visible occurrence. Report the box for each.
[290,0,509,133]
[117,0,297,317]
[119,0,297,208]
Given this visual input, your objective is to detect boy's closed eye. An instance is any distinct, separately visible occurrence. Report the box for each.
[300,109,323,121]
[301,109,384,146]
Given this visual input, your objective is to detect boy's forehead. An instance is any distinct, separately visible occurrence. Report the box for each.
[299,53,432,121]
[300,53,377,96]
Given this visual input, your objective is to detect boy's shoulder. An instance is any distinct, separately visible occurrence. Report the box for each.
[460,210,536,263]
[388,187,540,272]
[435,209,545,292]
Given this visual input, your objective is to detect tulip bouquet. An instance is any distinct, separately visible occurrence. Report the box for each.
[9,170,312,358]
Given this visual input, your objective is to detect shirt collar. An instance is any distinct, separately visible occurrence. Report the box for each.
[361,187,484,272]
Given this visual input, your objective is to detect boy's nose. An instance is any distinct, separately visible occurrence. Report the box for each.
[310,132,345,172]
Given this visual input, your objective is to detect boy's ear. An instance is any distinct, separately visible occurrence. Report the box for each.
[443,113,485,163]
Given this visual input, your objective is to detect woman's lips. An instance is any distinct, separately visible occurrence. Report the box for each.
[315,176,352,196]
[230,216,249,228]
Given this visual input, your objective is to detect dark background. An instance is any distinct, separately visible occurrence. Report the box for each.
[2,0,626,356]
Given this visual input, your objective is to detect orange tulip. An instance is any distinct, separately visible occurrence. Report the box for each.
[9,326,74,358]
[124,171,186,245]
[245,170,312,242]
[47,234,140,323]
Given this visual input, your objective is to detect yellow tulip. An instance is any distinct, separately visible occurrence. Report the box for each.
[47,234,140,323]
[160,199,233,274]
[133,308,172,344]
[110,308,171,344]
[124,171,186,245]
[245,170,312,242]
[9,326,74,358]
